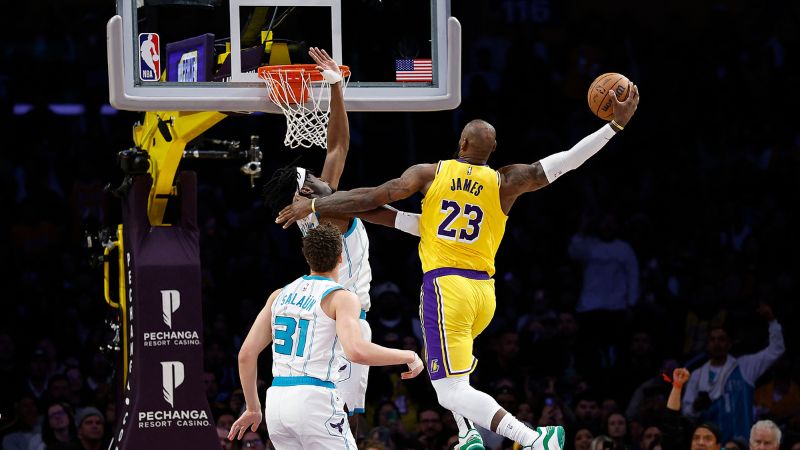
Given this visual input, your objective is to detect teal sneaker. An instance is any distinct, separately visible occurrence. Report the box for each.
[513,426,565,450]
[457,428,485,450]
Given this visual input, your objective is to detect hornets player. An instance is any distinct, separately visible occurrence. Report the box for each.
[261,47,421,430]
[276,85,640,450]
[228,224,424,449]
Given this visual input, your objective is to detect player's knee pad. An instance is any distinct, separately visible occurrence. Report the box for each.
[431,376,499,429]
[433,380,460,412]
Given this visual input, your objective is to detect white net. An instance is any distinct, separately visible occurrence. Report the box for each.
[259,67,349,149]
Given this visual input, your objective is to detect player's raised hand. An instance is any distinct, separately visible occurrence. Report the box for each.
[610,83,639,127]
[276,194,314,229]
[228,409,263,441]
[401,352,424,379]
[308,47,342,84]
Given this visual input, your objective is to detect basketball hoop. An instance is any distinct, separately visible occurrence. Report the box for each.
[258,64,351,149]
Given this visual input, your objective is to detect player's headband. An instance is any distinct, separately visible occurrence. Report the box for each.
[295,167,319,237]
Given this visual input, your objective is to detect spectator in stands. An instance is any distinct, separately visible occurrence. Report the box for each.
[34,338,64,379]
[569,211,640,349]
[574,428,594,450]
[626,358,676,422]
[241,430,268,449]
[749,420,780,450]
[638,426,661,450]
[573,390,603,434]
[682,304,785,441]
[538,397,567,428]
[64,365,90,407]
[83,353,112,398]
[28,401,79,450]
[618,331,660,401]
[24,350,50,402]
[416,407,446,450]
[1,395,40,450]
[591,435,615,450]
[723,438,749,450]
[216,411,235,431]
[74,407,105,450]
[605,412,631,450]
[217,426,233,450]
[754,358,800,426]
[228,388,245,416]
[44,374,72,406]
[478,331,523,390]
[661,368,722,450]
[203,371,226,415]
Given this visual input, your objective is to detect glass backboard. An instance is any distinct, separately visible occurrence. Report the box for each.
[107,0,460,112]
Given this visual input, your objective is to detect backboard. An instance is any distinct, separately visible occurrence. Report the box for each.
[107,0,460,112]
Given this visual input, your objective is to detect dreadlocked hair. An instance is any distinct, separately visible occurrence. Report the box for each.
[261,156,304,216]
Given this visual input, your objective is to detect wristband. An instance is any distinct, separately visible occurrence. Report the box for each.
[662,372,684,388]
[321,69,343,84]
[610,120,624,132]
[408,353,423,370]
[311,198,317,213]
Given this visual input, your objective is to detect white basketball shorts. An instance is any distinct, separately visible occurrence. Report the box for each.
[265,382,357,449]
[335,318,372,415]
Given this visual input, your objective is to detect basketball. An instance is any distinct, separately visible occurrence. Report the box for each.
[587,73,631,120]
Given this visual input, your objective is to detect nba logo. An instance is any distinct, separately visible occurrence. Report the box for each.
[139,33,161,81]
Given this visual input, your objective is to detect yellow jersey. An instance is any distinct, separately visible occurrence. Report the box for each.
[418,159,507,276]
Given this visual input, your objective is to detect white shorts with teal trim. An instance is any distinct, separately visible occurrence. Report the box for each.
[266,379,357,449]
[335,315,371,415]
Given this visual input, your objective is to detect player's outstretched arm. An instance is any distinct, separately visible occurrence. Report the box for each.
[358,206,421,237]
[310,47,349,190]
[333,290,423,378]
[229,289,279,441]
[276,163,436,229]
[498,84,639,211]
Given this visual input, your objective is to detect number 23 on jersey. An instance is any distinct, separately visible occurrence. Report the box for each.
[436,199,484,243]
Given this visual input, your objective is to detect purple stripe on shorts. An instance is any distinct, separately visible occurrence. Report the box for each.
[421,274,446,380]
[422,267,490,282]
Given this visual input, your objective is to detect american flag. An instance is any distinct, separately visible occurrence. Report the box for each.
[395,58,432,82]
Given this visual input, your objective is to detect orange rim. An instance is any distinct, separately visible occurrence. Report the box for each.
[257,64,351,82]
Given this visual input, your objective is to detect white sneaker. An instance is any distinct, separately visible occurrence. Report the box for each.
[457,428,485,450]
[513,426,565,450]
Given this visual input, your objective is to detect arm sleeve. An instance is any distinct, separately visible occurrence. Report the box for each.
[737,321,785,384]
[538,124,617,183]
[394,211,421,237]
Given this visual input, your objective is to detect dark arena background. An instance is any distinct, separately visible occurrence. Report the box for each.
[1,1,799,450]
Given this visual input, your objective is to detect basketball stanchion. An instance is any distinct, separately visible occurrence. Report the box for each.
[258,64,351,149]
